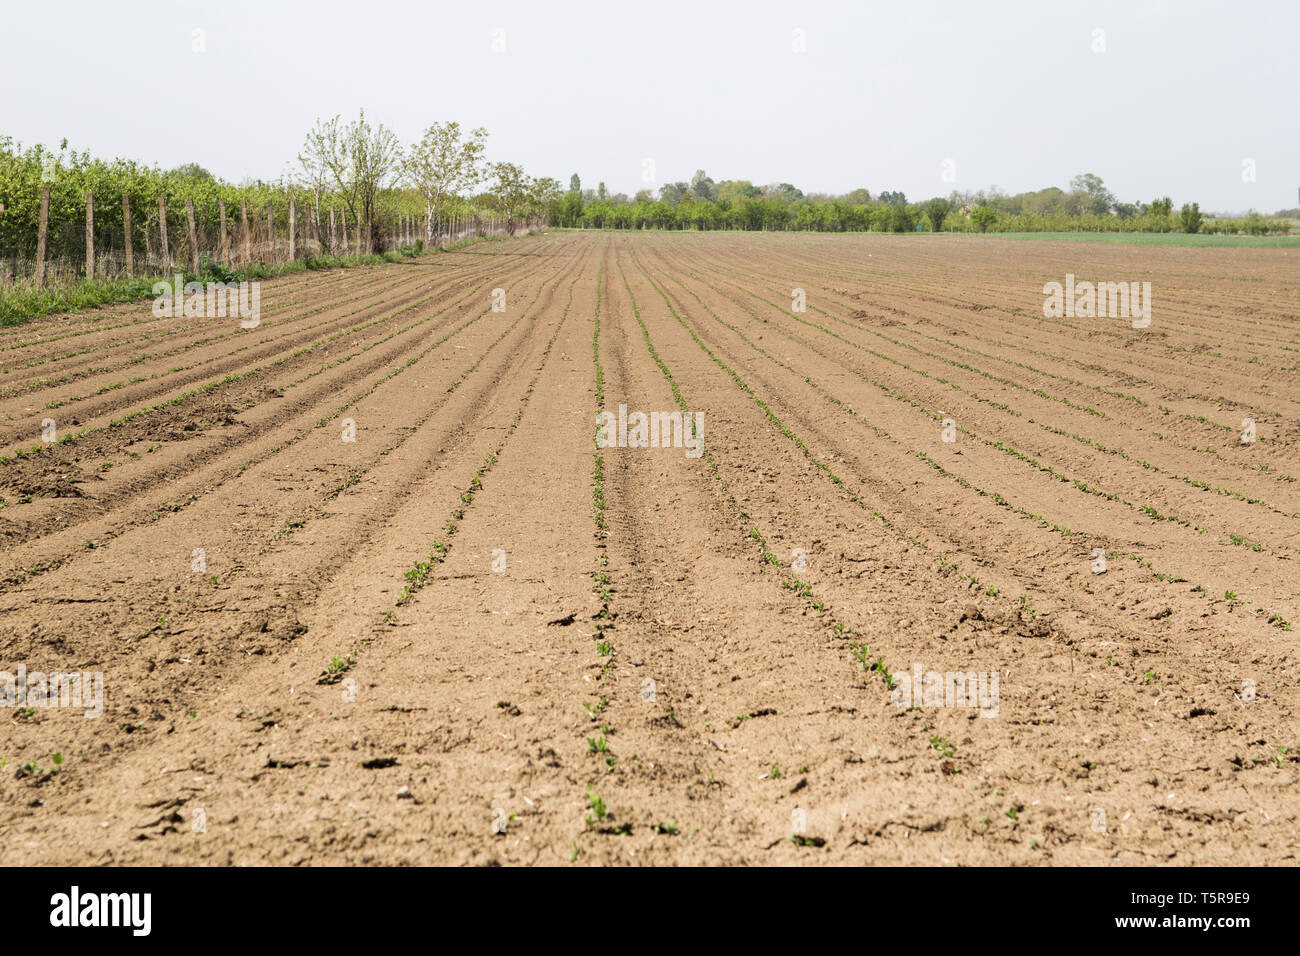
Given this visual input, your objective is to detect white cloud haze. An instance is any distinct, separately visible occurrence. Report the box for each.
[2,0,1295,212]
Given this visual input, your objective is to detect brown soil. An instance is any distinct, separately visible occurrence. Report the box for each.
[2,232,1298,865]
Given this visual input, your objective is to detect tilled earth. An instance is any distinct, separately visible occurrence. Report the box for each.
[1,232,1298,865]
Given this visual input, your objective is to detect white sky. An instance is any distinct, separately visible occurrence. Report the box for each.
[2,0,1296,213]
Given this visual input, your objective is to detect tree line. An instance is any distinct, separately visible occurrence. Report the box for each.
[2,118,1294,279]
[0,114,556,273]
[547,169,1293,236]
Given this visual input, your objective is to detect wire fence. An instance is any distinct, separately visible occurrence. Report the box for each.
[0,188,529,288]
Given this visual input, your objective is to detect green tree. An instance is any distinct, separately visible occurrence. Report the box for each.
[690,169,716,201]
[569,173,581,194]
[489,162,533,234]
[301,110,401,252]
[531,176,562,225]
[889,203,915,233]
[921,197,950,232]
[1069,173,1115,215]
[1178,202,1202,234]
[765,182,803,204]
[969,205,999,233]
[659,182,689,204]
[553,191,583,227]
[400,121,488,243]
[717,180,760,204]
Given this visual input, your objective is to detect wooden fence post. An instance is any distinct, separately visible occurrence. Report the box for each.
[158,195,170,269]
[185,197,200,273]
[266,200,274,261]
[305,202,314,252]
[288,196,297,261]
[122,194,134,276]
[240,200,251,264]
[35,187,50,290]
[218,198,229,264]
[84,192,94,278]
[329,206,336,253]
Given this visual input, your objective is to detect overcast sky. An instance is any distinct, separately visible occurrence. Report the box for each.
[3,0,1295,212]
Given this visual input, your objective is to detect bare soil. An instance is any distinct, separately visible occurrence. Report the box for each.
[2,232,1297,864]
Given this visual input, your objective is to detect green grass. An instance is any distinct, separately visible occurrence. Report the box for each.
[554,225,1296,246]
[0,275,166,326]
[956,231,1300,247]
[0,240,491,328]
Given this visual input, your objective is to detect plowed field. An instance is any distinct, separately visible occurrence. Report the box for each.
[3,232,1298,865]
